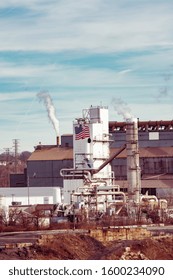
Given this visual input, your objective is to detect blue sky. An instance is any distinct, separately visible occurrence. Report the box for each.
[0,0,173,152]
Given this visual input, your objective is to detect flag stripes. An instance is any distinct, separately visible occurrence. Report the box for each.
[75,125,90,140]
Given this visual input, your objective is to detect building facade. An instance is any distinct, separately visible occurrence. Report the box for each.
[25,120,173,201]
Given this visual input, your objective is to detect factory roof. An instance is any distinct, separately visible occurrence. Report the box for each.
[111,146,173,158]
[28,146,73,161]
[27,146,173,161]
[115,179,173,189]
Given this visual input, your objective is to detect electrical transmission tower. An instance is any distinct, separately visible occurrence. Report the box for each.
[3,147,11,187]
[13,139,20,173]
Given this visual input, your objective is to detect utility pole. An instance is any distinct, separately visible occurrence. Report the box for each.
[13,139,20,173]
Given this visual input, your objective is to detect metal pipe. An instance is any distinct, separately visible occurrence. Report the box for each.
[71,191,126,200]
[60,143,125,181]
[140,195,158,203]
[92,144,126,175]
[60,168,92,181]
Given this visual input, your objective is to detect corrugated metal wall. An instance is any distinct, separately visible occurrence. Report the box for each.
[27,159,73,187]
[111,130,173,148]
[112,157,173,180]
[26,130,173,187]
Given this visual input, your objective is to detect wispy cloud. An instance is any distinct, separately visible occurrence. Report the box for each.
[0,0,172,52]
[0,0,173,151]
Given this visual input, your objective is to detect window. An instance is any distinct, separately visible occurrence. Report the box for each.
[149,132,159,140]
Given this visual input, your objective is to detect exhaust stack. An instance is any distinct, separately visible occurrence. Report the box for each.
[126,118,141,204]
[56,136,61,147]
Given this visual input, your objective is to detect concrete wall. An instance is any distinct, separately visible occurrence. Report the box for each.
[37,227,151,246]
[89,227,151,243]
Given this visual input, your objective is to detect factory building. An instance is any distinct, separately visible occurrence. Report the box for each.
[0,187,61,207]
[0,104,170,224]
[110,120,173,203]
[26,116,173,203]
[27,146,73,188]
[0,103,170,234]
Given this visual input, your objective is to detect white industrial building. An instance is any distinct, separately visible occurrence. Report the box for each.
[0,187,61,209]
[61,106,113,204]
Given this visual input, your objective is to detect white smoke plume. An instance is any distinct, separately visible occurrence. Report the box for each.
[37,91,59,136]
[112,97,133,120]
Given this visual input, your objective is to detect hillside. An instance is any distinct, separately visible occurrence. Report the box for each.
[0,234,172,260]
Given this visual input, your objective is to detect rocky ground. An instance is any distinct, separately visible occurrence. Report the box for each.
[0,234,173,260]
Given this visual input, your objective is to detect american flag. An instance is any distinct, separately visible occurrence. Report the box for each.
[75,124,90,140]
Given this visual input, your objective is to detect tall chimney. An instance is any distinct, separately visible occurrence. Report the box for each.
[56,136,61,147]
[126,118,141,205]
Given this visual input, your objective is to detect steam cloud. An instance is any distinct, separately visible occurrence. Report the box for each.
[37,91,59,135]
[156,68,172,102]
[112,97,133,120]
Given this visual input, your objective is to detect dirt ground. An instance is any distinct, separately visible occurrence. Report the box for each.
[0,234,173,260]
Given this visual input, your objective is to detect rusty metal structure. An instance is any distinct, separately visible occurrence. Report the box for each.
[109,120,173,132]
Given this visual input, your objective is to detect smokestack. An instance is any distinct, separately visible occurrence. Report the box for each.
[56,136,60,147]
[126,117,141,204]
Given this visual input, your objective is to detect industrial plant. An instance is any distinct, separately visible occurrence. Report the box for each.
[1,104,173,228]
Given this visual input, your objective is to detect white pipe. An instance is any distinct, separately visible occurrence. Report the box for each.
[140,195,158,203]
[83,175,107,185]
[96,185,120,191]
[71,191,126,201]
[158,199,167,209]
[60,168,92,181]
